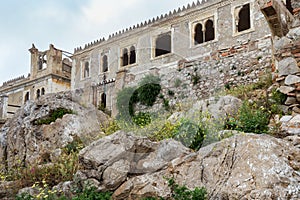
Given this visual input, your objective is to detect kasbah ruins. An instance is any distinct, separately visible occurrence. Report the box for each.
[0,0,299,126]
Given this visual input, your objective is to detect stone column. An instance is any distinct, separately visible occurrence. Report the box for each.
[0,95,8,120]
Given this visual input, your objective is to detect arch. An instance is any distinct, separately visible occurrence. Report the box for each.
[155,33,171,57]
[238,4,251,32]
[205,20,215,42]
[122,48,129,66]
[129,46,136,64]
[194,23,204,45]
[102,55,108,72]
[101,93,107,109]
[84,61,89,78]
[24,92,29,102]
[41,88,45,95]
[37,89,40,99]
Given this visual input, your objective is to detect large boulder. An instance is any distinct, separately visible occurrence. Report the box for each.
[113,133,300,199]
[77,131,192,191]
[0,91,109,169]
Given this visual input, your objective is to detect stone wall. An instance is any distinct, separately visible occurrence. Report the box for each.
[128,36,272,114]
[274,25,300,113]
[71,0,273,116]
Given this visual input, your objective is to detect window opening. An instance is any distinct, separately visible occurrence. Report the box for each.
[41,88,45,95]
[102,55,108,72]
[24,92,29,102]
[37,89,40,99]
[238,4,251,32]
[194,23,204,45]
[155,33,171,57]
[101,93,107,108]
[122,48,129,66]
[84,61,89,78]
[129,46,136,64]
[205,20,215,42]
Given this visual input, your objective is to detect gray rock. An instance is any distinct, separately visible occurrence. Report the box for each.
[78,131,191,191]
[274,37,293,50]
[278,57,300,77]
[285,75,300,85]
[285,97,297,105]
[287,27,300,40]
[0,91,110,170]
[113,134,300,200]
[279,86,295,94]
[102,160,130,190]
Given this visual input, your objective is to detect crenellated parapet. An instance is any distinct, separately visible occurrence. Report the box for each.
[1,75,29,87]
[74,0,209,54]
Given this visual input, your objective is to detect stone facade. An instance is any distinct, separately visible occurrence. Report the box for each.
[71,0,289,116]
[1,0,299,120]
[0,44,72,122]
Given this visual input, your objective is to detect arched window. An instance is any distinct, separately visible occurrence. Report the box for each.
[38,54,47,70]
[24,92,29,102]
[102,55,108,72]
[194,23,204,45]
[205,20,215,42]
[286,0,293,14]
[37,89,40,99]
[129,46,136,64]
[84,61,89,78]
[101,93,106,109]
[41,88,45,95]
[238,4,251,32]
[155,32,171,57]
[122,48,129,66]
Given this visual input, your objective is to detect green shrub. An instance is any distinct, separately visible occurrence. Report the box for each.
[174,120,205,151]
[35,108,74,125]
[116,86,137,119]
[101,120,121,135]
[17,185,112,200]
[138,83,161,106]
[116,75,161,119]
[72,186,112,200]
[270,89,287,105]
[63,136,84,154]
[133,112,152,127]
[168,178,207,200]
[141,178,207,200]
[191,74,201,85]
[150,121,180,141]
[163,99,170,111]
[225,101,270,134]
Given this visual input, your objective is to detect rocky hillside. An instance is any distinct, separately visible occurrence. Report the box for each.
[0,91,109,171]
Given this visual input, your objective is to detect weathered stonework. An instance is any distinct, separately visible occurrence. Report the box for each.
[72,0,296,117]
[0,44,72,121]
[1,0,299,119]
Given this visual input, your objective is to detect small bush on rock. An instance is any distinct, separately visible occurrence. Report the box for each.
[225,101,270,134]
[133,112,152,127]
[35,108,74,125]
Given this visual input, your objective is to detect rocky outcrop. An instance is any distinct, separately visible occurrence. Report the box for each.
[76,131,192,191]
[55,131,300,199]
[0,91,109,169]
[112,133,300,200]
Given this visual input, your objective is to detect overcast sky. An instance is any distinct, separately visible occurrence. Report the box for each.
[0,0,195,84]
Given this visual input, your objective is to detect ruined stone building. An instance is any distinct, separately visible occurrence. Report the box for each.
[0,44,72,124]
[0,0,299,121]
[72,0,298,116]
